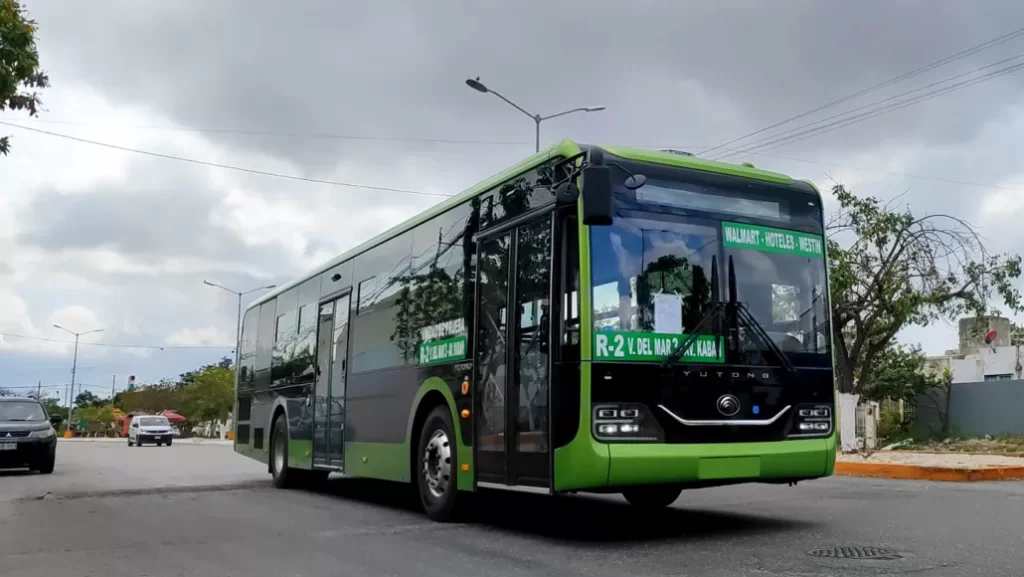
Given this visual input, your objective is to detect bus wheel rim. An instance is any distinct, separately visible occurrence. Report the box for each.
[274,428,286,474]
[423,429,451,499]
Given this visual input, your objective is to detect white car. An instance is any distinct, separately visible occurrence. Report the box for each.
[127,415,174,447]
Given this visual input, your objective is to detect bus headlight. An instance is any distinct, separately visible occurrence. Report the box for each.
[788,404,833,438]
[592,404,663,442]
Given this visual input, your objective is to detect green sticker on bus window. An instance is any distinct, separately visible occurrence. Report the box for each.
[593,331,725,363]
[722,222,824,258]
[418,336,467,366]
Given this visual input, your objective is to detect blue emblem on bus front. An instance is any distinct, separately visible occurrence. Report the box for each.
[752,405,760,415]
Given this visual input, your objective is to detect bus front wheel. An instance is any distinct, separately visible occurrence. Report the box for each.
[622,485,682,510]
[416,406,459,521]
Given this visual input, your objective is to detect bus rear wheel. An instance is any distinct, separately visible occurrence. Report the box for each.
[622,485,682,510]
[416,406,459,522]
[270,415,294,489]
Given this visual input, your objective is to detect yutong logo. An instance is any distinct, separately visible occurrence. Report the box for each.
[716,395,741,417]
[682,370,773,381]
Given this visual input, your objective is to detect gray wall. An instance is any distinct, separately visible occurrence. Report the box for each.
[915,380,1024,437]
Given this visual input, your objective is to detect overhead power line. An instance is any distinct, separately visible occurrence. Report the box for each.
[0,117,528,146]
[698,25,1024,157]
[703,148,1024,194]
[0,332,233,350]
[711,55,1024,160]
[0,121,453,199]
[1,382,118,392]
[712,58,1024,161]
[5,116,1023,199]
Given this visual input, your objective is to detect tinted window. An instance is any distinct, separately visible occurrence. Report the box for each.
[293,278,320,386]
[254,299,276,389]
[139,417,169,427]
[398,202,477,364]
[272,288,299,384]
[0,401,46,421]
[478,159,565,229]
[238,307,259,390]
[350,231,413,373]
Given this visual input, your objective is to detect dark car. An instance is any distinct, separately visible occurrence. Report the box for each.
[0,397,61,474]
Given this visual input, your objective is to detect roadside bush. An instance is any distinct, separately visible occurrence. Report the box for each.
[878,406,914,445]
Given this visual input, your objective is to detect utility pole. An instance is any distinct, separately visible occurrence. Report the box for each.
[54,325,103,434]
[36,380,41,398]
[202,281,277,365]
[111,374,116,399]
[69,335,79,428]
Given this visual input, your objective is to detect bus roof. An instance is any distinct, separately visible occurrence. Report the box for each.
[246,140,804,312]
[600,146,794,185]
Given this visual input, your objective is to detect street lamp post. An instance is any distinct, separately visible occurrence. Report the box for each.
[53,325,103,432]
[203,281,277,349]
[465,77,605,152]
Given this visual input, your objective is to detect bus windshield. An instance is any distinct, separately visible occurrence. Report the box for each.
[589,165,829,366]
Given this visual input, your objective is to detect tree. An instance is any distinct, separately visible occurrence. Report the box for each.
[178,356,233,386]
[827,184,1023,395]
[919,366,955,437]
[74,390,100,408]
[0,0,49,156]
[182,365,234,425]
[40,395,65,419]
[861,343,935,403]
[861,343,956,437]
[114,381,185,413]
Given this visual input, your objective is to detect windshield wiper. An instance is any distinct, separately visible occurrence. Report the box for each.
[662,256,796,372]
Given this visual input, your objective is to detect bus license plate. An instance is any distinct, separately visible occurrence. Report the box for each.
[0,443,16,451]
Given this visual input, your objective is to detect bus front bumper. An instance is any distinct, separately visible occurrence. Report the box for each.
[606,435,836,487]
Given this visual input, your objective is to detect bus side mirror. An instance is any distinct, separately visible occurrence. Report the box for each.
[581,165,613,226]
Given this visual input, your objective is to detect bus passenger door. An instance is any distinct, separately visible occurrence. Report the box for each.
[312,301,335,468]
[328,293,350,469]
[474,216,552,489]
[312,293,351,470]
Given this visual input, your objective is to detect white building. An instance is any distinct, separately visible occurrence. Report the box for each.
[928,346,1022,382]
[927,316,1023,382]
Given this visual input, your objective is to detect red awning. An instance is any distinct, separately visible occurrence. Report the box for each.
[160,410,187,423]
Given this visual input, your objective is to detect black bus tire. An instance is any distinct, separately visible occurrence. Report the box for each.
[622,484,682,510]
[270,415,293,489]
[416,406,459,522]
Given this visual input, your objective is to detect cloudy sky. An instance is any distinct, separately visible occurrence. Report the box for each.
[3,0,1024,402]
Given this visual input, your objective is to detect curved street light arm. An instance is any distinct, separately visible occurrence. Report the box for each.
[487,89,537,121]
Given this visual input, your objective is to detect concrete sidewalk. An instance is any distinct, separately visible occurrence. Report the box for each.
[836,450,1024,481]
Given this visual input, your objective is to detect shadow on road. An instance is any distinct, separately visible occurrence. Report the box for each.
[304,477,815,544]
[0,468,35,477]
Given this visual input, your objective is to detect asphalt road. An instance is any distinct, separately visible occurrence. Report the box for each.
[0,439,267,502]
[1,442,1022,577]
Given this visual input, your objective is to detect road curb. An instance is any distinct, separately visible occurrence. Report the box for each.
[835,461,1024,482]
[888,449,1024,458]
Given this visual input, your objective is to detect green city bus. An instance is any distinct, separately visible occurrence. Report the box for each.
[233,141,836,520]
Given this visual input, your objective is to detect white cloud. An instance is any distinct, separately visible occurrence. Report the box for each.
[165,326,235,348]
